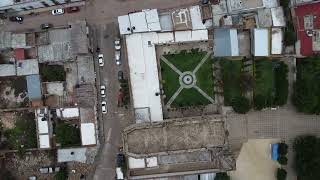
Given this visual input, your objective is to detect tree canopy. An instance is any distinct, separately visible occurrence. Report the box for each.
[293,135,320,180]
[232,96,251,114]
[215,172,230,180]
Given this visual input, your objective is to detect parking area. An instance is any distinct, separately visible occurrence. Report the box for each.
[230,139,280,180]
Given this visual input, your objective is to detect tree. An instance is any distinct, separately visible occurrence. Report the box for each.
[276,168,287,180]
[293,135,320,180]
[278,142,288,155]
[254,94,267,110]
[54,169,68,180]
[278,155,288,165]
[232,96,250,114]
[55,122,81,147]
[215,172,230,180]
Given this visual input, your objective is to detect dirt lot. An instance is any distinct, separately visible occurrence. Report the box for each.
[0,77,28,109]
[229,139,280,180]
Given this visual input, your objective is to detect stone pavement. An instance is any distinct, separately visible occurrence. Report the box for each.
[226,107,320,180]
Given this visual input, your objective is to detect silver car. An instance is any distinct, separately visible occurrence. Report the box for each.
[51,8,64,15]
[101,101,107,114]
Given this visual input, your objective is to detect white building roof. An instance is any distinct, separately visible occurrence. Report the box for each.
[271,28,283,55]
[37,116,49,134]
[39,134,50,149]
[253,28,269,56]
[145,9,161,31]
[56,107,79,119]
[263,0,279,8]
[175,30,208,42]
[157,32,174,44]
[129,12,148,33]
[118,15,132,35]
[128,157,145,169]
[16,59,39,76]
[271,7,286,27]
[125,33,163,122]
[0,64,16,77]
[81,123,96,146]
[146,157,158,167]
[189,5,206,30]
[57,148,87,163]
[118,9,161,35]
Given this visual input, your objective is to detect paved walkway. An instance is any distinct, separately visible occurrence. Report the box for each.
[166,86,183,107]
[160,56,182,75]
[194,86,214,103]
[193,51,212,73]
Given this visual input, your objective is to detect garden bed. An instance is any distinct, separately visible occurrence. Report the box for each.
[40,64,65,82]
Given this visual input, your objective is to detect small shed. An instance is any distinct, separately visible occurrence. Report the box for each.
[57,148,87,163]
[26,74,42,101]
[251,28,269,56]
[213,28,239,57]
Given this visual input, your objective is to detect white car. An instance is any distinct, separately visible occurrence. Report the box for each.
[100,85,106,98]
[51,9,64,15]
[101,101,107,114]
[115,39,121,50]
[98,54,104,67]
[115,51,121,65]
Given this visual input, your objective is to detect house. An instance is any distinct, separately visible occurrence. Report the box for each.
[294,2,320,56]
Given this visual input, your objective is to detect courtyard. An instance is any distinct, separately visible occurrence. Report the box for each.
[160,49,215,108]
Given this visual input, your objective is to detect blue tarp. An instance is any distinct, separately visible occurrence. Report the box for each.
[271,143,279,160]
[26,74,41,100]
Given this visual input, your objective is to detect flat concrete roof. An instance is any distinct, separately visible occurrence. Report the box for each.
[124,116,226,155]
[16,59,39,76]
[0,64,16,77]
[57,148,87,163]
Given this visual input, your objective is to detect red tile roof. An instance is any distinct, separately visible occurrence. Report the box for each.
[14,48,25,60]
[294,2,320,56]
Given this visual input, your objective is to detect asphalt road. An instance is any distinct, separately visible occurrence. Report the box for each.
[1,0,199,179]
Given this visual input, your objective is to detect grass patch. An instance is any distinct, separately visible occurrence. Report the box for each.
[293,57,320,114]
[55,122,81,147]
[221,60,242,106]
[171,88,211,108]
[196,58,214,98]
[164,49,206,72]
[4,112,37,150]
[40,64,65,82]
[160,60,180,104]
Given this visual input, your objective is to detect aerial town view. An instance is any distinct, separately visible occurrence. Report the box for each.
[0,0,319,180]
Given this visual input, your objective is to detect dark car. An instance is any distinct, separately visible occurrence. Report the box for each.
[66,6,80,13]
[40,23,53,30]
[9,16,23,23]
[118,71,124,81]
[116,153,125,167]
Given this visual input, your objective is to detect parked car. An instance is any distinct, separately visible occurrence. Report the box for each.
[51,8,64,15]
[66,6,80,13]
[40,23,53,30]
[115,51,121,65]
[98,54,104,67]
[118,71,124,81]
[114,39,121,50]
[101,101,107,114]
[116,153,125,167]
[116,167,124,180]
[39,167,60,174]
[100,85,106,98]
[9,16,23,22]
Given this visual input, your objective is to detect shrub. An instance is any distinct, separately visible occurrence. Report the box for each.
[274,62,288,106]
[278,142,288,155]
[278,155,288,165]
[277,168,287,180]
[232,96,250,114]
[215,172,230,180]
[55,122,81,147]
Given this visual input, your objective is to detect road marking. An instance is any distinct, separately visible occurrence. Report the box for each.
[107,128,112,142]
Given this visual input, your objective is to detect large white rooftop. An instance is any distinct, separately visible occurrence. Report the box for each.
[126,32,164,122]
[189,5,206,30]
[37,116,49,134]
[81,123,96,146]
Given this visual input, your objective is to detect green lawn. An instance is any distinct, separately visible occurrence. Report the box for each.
[160,61,180,104]
[221,60,242,106]
[164,49,206,72]
[294,57,320,114]
[196,58,214,98]
[55,122,81,147]
[171,88,211,108]
[253,59,274,109]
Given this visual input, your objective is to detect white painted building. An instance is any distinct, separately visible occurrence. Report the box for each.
[251,28,270,56]
[80,123,96,146]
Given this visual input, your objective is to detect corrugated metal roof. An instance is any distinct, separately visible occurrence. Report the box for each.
[26,74,41,100]
[14,48,25,60]
[214,29,239,57]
